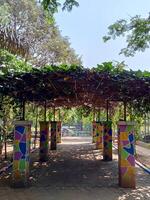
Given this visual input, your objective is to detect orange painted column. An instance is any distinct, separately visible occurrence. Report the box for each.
[118,121,136,188]
[96,122,103,149]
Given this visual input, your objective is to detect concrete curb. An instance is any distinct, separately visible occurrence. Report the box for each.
[135,160,150,174]
[113,144,150,175]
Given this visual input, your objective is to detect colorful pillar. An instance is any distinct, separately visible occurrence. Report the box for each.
[92,121,97,143]
[118,121,135,188]
[57,121,62,143]
[103,121,112,161]
[51,121,57,150]
[96,122,103,149]
[12,121,32,187]
[39,121,49,162]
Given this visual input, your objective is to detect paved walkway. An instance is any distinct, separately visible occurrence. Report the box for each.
[0,137,150,200]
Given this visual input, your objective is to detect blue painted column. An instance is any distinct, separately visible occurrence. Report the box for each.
[118,121,136,188]
[12,121,32,187]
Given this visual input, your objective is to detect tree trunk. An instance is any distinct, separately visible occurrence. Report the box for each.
[34,107,38,149]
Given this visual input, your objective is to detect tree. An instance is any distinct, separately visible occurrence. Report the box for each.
[41,0,79,14]
[0,2,29,56]
[103,14,150,57]
[0,0,82,66]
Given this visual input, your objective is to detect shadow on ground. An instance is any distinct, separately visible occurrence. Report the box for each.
[0,137,150,200]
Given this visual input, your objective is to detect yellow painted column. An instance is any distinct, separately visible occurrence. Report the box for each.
[39,121,49,162]
[12,121,32,187]
[96,122,103,149]
[118,121,136,188]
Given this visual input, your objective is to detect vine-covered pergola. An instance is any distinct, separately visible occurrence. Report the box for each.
[0,65,150,188]
[1,66,149,108]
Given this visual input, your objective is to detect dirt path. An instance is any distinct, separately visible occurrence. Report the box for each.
[0,137,150,200]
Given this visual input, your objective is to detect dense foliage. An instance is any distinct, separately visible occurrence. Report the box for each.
[0,49,32,75]
[41,0,79,14]
[0,0,82,66]
[103,14,150,57]
[0,50,149,116]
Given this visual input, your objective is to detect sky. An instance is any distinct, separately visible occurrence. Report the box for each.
[55,0,150,71]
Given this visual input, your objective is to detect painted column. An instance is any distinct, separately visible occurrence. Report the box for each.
[57,121,62,143]
[12,121,32,187]
[103,121,112,161]
[96,122,103,149]
[118,121,135,188]
[39,121,49,162]
[51,121,57,150]
[92,121,97,143]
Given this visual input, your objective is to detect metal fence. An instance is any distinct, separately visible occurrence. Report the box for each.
[62,123,92,137]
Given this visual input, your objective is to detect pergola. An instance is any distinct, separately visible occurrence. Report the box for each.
[1,67,149,106]
[0,65,150,188]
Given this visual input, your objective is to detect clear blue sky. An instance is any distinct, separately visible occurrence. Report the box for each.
[55,0,150,71]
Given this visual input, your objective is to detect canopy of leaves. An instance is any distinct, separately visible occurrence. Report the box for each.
[0,49,32,75]
[41,0,79,14]
[0,0,82,66]
[103,14,150,56]
[0,51,149,114]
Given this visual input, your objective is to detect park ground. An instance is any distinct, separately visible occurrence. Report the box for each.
[0,137,150,200]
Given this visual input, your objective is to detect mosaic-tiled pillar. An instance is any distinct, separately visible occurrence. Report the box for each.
[96,122,103,149]
[57,121,62,143]
[118,121,135,188]
[92,121,97,143]
[103,121,112,161]
[39,121,49,162]
[12,121,32,187]
[51,121,57,150]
